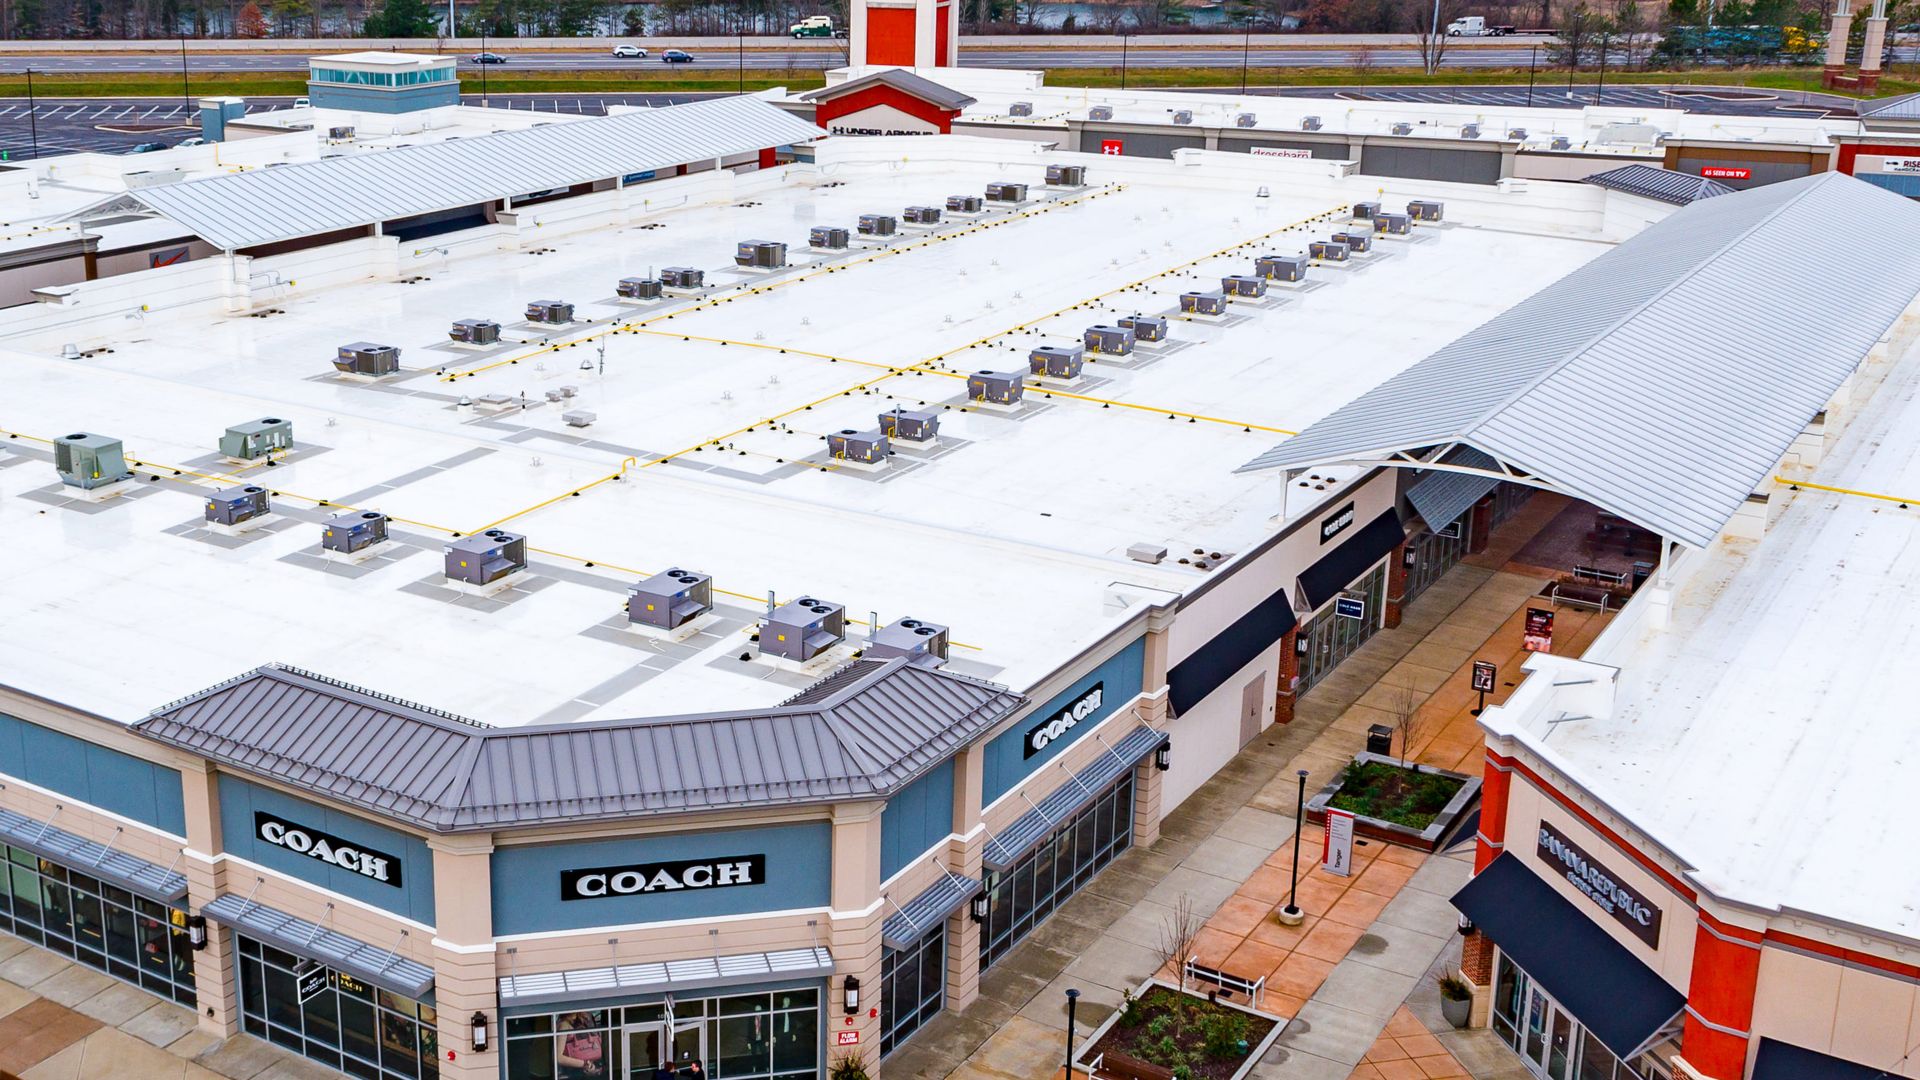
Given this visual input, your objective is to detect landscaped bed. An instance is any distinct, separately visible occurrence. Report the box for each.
[1327,759,1466,830]
[1079,984,1279,1080]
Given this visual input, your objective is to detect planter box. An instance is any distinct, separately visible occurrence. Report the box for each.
[1073,979,1286,1080]
[1304,751,1481,853]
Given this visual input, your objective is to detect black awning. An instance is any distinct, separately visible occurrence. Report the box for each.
[1753,1039,1886,1080]
[1298,509,1405,610]
[1452,853,1684,1060]
[1167,584,1297,716]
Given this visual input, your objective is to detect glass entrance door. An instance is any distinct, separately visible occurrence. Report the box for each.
[1520,986,1575,1079]
[626,1021,705,1079]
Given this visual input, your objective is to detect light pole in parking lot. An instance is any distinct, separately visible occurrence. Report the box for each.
[1120,30,1130,89]
[24,68,39,160]
[1526,44,1537,106]
[179,35,191,115]
[1240,17,1252,93]
[480,32,489,104]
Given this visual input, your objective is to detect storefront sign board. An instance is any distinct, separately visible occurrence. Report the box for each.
[1700,166,1751,179]
[298,966,331,1003]
[1025,681,1104,759]
[1319,501,1357,544]
[255,812,403,887]
[1536,821,1662,948]
[1323,809,1355,877]
[1523,608,1554,653]
[1334,595,1366,622]
[1100,139,1125,155]
[1471,661,1497,693]
[561,855,767,902]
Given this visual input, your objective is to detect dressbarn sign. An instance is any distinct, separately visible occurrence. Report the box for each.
[1536,822,1662,948]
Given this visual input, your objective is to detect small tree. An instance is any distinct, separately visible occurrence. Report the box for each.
[1154,893,1203,978]
[235,0,269,36]
[1388,685,1432,773]
[1415,0,1467,73]
[364,0,436,35]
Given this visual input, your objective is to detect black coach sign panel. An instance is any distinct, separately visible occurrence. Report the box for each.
[1025,681,1104,759]
[561,855,767,902]
[255,812,403,887]
[1536,821,1662,948]
[1319,502,1357,544]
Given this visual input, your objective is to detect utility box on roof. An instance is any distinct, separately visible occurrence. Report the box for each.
[1235,113,1257,128]
[1172,110,1194,125]
[1311,239,1351,261]
[1373,212,1411,235]
[945,194,983,214]
[1409,199,1445,222]
[1180,290,1227,315]
[967,370,1024,406]
[219,417,292,461]
[827,428,890,465]
[878,407,938,442]
[525,300,573,325]
[628,568,712,631]
[205,484,269,526]
[618,277,663,300]
[1120,314,1167,342]
[1390,122,1413,135]
[985,182,1027,203]
[661,267,704,289]
[1083,325,1135,356]
[322,509,388,554]
[1333,230,1372,254]
[335,341,399,376]
[858,214,897,236]
[904,206,942,225]
[1045,164,1086,186]
[867,617,949,666]
[1257,254,1308,282]
[1222,275,1267,298]
[1551,135,1572,150]
[736,240,787,268]
[810,226,849,249]
[761,597,846,662]
[1089,105,1113,121]
[444,529,526,586]
[1009,101,1033,116]
[1460,123,1481,139]
[449,318,500,345]
[53,433,130,490]
[1030,344,1085,379]
[1352,201,1380,221]
[1302,116,1322,131]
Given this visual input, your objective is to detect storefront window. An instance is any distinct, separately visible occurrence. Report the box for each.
[0,844,195,1007]
[880,922,946,1057]
[236,936,437,1080]
[505,987,821,1080]
[980,770,1136,972]
[1492,953,1679,1080]
[1403,513,1470,608]
[1296,563,1388,695]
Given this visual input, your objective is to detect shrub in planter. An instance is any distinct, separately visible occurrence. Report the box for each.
[830,1051,871,1080]
[1436,974,1473,1028]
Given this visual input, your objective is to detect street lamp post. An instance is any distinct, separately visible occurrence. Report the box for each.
[1426,0,1442,73]
[1596,32,1610,103]
[25,67,39,160]
[739,28,745,94]
[480,31,489,105]
[1120,31,1129,89]
[1240,18,1252,93]
[1065,988,1081,1078]
[179,35,191,114]
[1278,769,1308,925]
[1527,44,1537,106]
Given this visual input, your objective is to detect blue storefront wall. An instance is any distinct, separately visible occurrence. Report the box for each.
[216,775,437,925]
[0,713,187,836]
[981,637,1146,806]
[880,759,955,883]
[491,821,833,936]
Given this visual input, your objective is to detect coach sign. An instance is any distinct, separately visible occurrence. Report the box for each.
[561,854,767,902]
[255,812,402,887]
[1025,682,1104,758]
[1536,821,1662,948]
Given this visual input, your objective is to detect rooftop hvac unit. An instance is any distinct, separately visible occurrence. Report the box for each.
[827,428,890,465]
[661,267,704,289]
[1235,113,1257,128]
[1180,290,1227,315]
[1352,200,1380,220]
[628,568,712,631]
[525,300,573,325]
[562,410,596,428]
[1333,230,1372,254]
[985,182,1028,203]
[810,225,850,249]
[1373,212,1411,235]
[1507,127,1528,141]
[1009,101,1034,117]
[444,529,527,586]
[1256,254,1308,282]
[904,206,943,225]
[1119,313,1168,342]
[219,417,292,461]
[1390,122,1413,135]
[967,370,1024,406]
[618,277,663,300]
[328,125,356,141]
[1222,275,1267,298]
[945,194,983,214]
[321,510,388,554]
[204,484,269,527]
[449,318,500,345]
[761,596,846,662]
[1310,239,1351,261]
[1172,110,1194,125]
[335,341,399,376]
[1089,105,1114,121]
[1408,199,1445,223]
[1030,344,1086,379]
[867,617,950,666]
[1550,135,1572,151]
[1460,123,1481,139]
[1045,164,1086,186]
[1082,325,1134,356]
[736,240,787,268]
[53,432,130,490]
[878,407,939,442]
[1301,116,1322,131]
[858,214,897,236]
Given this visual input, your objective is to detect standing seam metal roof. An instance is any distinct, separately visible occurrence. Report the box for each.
[123,96,822,251]
[1582,164,1736,206]
[798,69,978,112]
[132,660,1024,832]
[1860,91,1920,121]
[1236,173,1920,549]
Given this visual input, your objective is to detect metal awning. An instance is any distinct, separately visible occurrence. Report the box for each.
[1752,1038,1883,1080]
[1405,448,1500,533]
[1297,509,1405,611]
[882,869,979,950]
[498,947,835,1009]
[203,893,434,999]
[0,807,187,905]
[983,725,1164,871]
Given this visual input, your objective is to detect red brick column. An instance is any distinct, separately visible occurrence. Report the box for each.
[1274,628,1300,724]
[1461,929,1495,984]
[1680,914,1763,1079]
[1467,494,1496,555]
[1384,541,1409,629]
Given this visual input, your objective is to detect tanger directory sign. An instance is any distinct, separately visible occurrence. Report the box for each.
[1536,821,1662,948]
[1322,810,1356,877]
[561,855,767,901]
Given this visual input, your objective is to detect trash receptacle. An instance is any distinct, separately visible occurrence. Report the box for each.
[1366,724,1394,757]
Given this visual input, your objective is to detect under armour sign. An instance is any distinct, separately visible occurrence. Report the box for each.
[255,812,402,887]
[1025,682,1104,759]
[561,855,767,902]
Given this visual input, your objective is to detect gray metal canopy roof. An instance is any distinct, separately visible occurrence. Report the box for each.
[1582,164,1735,206]
[1860,91,1920,121]
[798,69,977,111]
[120,96,821,251]
[133,660,1024,833]
[1237,173,1920,549]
